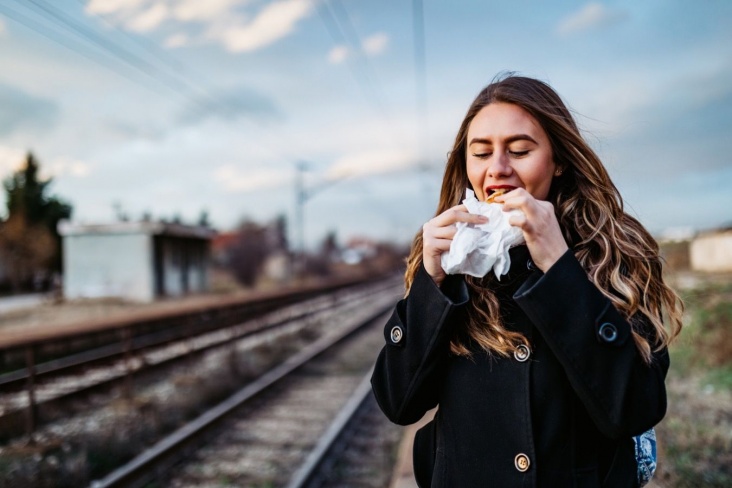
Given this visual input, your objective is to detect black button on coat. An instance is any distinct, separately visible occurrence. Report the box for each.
[371,246,669,487]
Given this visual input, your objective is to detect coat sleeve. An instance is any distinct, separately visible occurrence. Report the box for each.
[370,264,469,425]
[514,249,670,439]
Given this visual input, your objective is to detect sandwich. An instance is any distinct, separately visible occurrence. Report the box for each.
[485,188,509,204]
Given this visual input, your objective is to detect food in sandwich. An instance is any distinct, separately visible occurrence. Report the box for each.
[485,188,509,203]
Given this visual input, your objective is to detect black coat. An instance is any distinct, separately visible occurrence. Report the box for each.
[371,246,669,487]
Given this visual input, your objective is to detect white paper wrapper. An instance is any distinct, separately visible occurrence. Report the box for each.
[440,189,526,279]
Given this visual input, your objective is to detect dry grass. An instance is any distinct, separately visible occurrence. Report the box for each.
[651,277,732,487]
[0,323,319,487]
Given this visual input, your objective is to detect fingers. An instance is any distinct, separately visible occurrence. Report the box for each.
[495,188,568,271]
[422,204,486,285]
[507,211,528,229]
[495,188,532,214]
[423,237,454,256]
[431,205,489,227]
[497,188,554,223]
[431,225,458,239]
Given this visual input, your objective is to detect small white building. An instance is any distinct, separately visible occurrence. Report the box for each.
[59,221,214,302]
[690,227,732,273]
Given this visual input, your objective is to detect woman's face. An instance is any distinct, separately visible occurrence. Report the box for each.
[466,102,557,202]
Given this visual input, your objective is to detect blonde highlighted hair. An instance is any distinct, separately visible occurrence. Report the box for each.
[405,74,683,363]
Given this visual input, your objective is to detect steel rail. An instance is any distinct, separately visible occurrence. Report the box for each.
[0,277,391,391]
[0,279,399,441]
[285,367,375,488]
[88,304,393,488]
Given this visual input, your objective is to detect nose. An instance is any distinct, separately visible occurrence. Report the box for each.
[487,151,512,178]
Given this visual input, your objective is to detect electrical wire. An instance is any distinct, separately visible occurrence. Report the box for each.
[327,0,389,118]
[17,0,208,107]
[72,0,232,112]
[0,3,168,97]
[412,0,429,170]
[3,0,296,163]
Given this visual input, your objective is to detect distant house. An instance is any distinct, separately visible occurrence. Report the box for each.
[210,231,238,266]
[58,221,215,302]
[690,227,732,273]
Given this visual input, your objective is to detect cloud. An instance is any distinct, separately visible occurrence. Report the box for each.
[86,0,148,16]
[0,146,26,178]
[104,120,167,141]
[556,2,628,36]
[328,33,387,65]
[211,0,314,53]
[0,83,59,136]
[362,32,389,56]
[0,16,7,36]
[173,0,248,22]
[213,165,289,192]
[84,0,312,53]
[125,3,169,32]
[325,149,418,181]
[177,87,281,125]
[0,148,90,181]
[164,33,189,48]
[328,45,349,64]
[43,157,93,179]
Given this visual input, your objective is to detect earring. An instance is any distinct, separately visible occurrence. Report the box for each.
[555,168,563,176]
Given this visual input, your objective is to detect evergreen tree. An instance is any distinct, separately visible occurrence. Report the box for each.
[0,152,72,291]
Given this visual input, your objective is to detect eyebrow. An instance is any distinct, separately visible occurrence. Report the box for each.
[468,134,538,146]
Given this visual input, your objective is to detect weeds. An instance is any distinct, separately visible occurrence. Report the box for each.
[654,277,732,487]
[0,322,322,486]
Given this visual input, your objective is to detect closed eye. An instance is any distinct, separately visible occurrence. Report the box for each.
[472,153,492,159]
[509,150,529,157]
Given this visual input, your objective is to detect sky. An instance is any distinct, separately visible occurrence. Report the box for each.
[0,0,730,249]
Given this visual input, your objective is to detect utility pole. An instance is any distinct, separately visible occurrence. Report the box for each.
[294,161,308,277]
[292,162,349,280]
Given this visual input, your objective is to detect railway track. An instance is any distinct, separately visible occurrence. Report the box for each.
[0,278,388,392]
[0,277,401,440]
[89,284,402,488]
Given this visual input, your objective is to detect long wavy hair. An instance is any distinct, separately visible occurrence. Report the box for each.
[404,74,683,363]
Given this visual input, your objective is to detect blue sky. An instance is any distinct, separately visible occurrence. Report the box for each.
[0,0,730,248]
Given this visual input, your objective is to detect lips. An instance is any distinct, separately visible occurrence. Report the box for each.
[484,185,517,202]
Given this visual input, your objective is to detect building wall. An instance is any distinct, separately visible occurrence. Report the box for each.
[690,232,732,272]
[187,241,208,293]
[161,238,184,296]
[63,233,154,301]
[156,237,209,297]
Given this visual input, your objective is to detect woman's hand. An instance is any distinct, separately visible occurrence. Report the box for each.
[422,204,488,286]
[495,188,568,272]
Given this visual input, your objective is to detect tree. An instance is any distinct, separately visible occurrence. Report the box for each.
[0,152,72,291]
[227,220,270,287]
[0,212,55,291]
[198,209,211,228]
[224,216,291,287]
[4,153,72,230]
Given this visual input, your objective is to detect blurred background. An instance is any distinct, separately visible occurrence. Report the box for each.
[0,0,730,487]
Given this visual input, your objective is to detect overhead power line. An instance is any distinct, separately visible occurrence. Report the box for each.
[0,3,169,97]
[316,2,380,112]
[72,0,224,107]
[412,0,428,169]
[16,0,209,108]
[68,0,298,163]
[316,0,402,145]
[2,0,295,162]
[327,0,389,117]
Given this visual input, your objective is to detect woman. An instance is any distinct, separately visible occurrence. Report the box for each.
[371,74,683,487]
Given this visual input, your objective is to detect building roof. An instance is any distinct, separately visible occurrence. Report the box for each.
[57,220,216,240]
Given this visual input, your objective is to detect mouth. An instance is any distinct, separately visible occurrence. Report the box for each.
[484,185,516,203]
